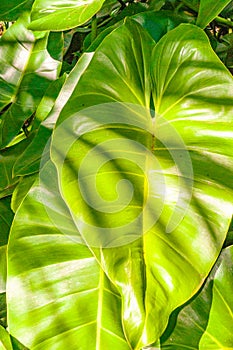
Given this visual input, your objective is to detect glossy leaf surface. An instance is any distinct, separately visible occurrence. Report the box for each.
[56,19,154,122]
[196,0,232,28]
[51,20,233,348]
[161,245,233,349]
[7,162,130,350]
[0,13,62,148]
[29,0,106,31]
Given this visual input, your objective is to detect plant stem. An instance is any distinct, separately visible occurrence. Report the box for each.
[91,15,97,43]
[215,16,233,28]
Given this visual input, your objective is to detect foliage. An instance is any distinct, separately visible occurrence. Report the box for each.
[0,0,233,349]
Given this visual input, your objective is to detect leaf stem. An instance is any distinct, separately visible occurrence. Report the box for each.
[215,16,233,28]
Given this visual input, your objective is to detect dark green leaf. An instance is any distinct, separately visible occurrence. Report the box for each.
[0,0,34,21]
[133,10,194,42]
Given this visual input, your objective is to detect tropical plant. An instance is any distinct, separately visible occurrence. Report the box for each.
[0,0,233,349]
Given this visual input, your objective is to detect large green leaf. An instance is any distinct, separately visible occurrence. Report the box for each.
[29,0,106,31]
[0,0,34,21]
[51,20,233,348]
[0,13,62,148]
[7,161,131,350]
[196,0,232,28]
[161,245,233,349]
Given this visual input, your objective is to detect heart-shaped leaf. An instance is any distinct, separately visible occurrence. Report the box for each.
[51,20,233,348]
[7,161,131,349]
[29,0,106,31]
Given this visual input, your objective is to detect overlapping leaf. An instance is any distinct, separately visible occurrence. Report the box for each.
[12,52,94,177]
[29,0,106,31]
[196,0,233,28]
[0,12,62,148]
[0,325,13,350]
[161,245,233,349]
[0,138,33,198]
[7,161,131,350]
[133,10,194,42]
[51,20,233,348]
